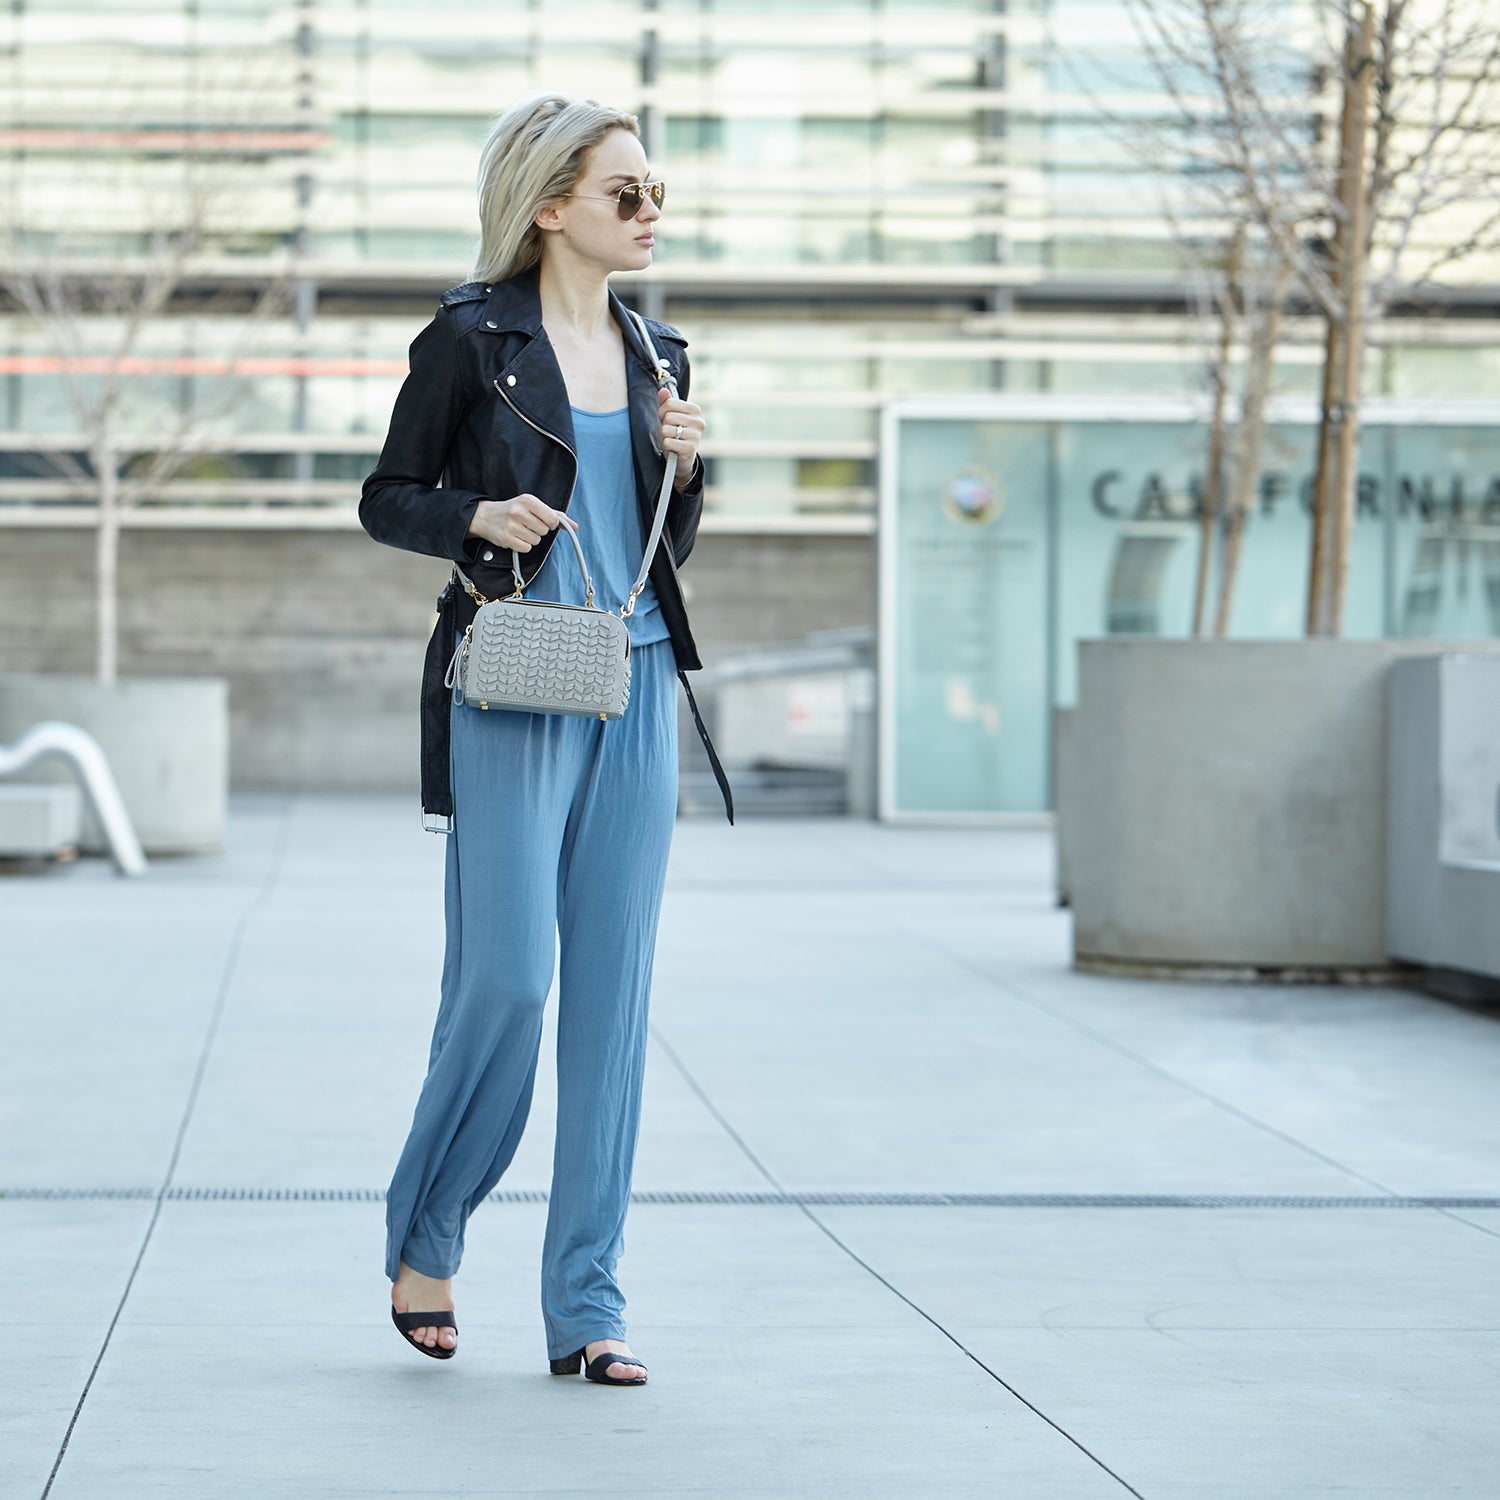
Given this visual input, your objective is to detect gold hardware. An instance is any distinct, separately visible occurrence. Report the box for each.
[598,712,607,720]
[480,700,488,710]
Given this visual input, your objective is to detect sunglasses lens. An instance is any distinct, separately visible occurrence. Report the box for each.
[616,182,665,219]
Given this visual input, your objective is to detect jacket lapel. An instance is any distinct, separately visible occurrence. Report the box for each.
[475,268,573,454]
[495,331,576,458]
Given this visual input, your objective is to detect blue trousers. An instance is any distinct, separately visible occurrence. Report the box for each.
[384,637,678,1361]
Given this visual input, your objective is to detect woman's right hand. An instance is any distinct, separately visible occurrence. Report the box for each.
[466,493,577,551]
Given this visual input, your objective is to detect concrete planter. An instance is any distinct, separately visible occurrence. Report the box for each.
[1386,654,1500,991]
[1064,638,1500,977]
[0,674,228,855]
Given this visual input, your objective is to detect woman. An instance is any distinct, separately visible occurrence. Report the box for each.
[358,93,733,1387]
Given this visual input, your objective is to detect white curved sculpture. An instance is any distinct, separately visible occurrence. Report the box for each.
[0,721,147,877]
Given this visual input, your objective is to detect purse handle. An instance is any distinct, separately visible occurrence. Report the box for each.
[455,308,682,615]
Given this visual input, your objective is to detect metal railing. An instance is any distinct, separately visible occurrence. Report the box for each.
[0,721,147,876]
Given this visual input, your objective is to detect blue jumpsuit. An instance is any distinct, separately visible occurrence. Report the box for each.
[385,405,678,1362]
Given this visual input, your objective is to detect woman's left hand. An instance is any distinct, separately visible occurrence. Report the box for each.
[658,388,704,491]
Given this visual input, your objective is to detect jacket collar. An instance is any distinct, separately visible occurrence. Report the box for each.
[478,265,544,336]
[478,265,666,385]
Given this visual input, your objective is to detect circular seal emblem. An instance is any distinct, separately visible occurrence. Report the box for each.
[942,466,1003,526]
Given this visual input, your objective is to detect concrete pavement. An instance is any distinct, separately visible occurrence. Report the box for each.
[3,794,1499,1498]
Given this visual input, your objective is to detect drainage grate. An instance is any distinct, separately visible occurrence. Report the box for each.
[2,1187,1498,1208]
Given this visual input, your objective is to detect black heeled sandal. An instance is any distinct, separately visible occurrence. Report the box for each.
[391,1305,458,1360]
[549,1345,648,1384]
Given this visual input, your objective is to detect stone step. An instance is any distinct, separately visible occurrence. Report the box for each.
[678,764,847,817]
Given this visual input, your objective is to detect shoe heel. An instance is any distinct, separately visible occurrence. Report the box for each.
[549,1347,584,1376]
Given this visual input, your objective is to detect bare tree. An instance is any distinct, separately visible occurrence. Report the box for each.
[1062,11,1310,638]
[1124,0,1500,635]
[0,30,309,683]
[1175,221,1289,638]
[1214,256,1292,633]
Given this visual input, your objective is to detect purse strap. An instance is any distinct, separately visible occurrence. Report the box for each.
[620,309,680,619]
[454,307,682,616]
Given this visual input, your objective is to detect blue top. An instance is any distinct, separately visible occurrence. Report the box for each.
[523,406,671,647]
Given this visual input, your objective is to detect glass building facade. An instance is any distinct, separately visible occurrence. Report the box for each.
[3,2,1498,584]
[882,400,1500,815]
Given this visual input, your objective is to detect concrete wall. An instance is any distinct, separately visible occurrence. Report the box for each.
[1387,654,1500,983]
[0,527,874,791]
[1066,638,1500,973]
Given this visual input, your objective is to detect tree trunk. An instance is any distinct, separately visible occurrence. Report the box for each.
[1214,263,1288,637]
[1306,2,1376,637]
[95,441,120,685]
[1193,229,1243,638]
[1323,2,1377,636]
[1307,307,1345,635]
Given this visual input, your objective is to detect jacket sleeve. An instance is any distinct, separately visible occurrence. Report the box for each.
[359,308,488,563]
[666,342,706,567]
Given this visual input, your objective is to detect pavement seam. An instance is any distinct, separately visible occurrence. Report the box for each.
[911,934,1500,1249]
[1408,1206,1500,1240]
[647,1023,1149,1499]
[40,795,296,1500]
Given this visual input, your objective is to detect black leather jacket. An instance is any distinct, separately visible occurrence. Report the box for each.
[358,264,734,826]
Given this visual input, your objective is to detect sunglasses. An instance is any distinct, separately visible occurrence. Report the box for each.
[571,180,667,220]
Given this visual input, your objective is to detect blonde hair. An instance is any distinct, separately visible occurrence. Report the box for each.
[472,93,641,284]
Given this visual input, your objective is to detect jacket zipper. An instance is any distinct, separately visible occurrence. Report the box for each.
[492,376,579,589]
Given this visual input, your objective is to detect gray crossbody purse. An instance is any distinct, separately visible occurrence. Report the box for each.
[443,310,680,720]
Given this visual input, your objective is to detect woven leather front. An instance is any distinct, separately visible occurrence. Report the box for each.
[462,600,632,718]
